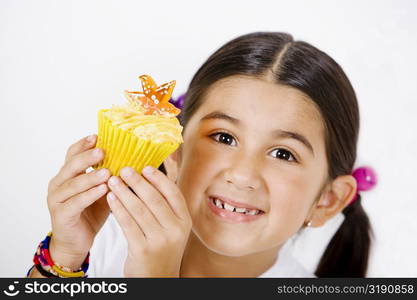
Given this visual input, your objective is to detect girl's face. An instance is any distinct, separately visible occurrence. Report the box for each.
[176,75,328,256]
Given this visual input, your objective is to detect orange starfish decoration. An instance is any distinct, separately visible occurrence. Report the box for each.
[125,75,181,116]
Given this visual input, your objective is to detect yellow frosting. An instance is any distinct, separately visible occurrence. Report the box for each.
[103,100,183,144]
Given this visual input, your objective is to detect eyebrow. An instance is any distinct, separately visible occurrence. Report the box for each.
[200,111,315,156]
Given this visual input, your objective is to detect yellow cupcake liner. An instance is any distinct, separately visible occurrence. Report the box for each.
[93,109,180,176]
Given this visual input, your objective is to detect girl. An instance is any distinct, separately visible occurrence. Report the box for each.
[28,32,372,278]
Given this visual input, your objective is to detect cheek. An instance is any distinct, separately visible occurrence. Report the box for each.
[266,170,317,233]
[177,138,227,210]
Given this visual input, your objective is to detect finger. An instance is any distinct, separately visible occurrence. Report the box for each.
[107,176,161,237]
[61,183,108,218]
[65,134,97,163]
[107,192,146,245]
[52,148,105,187]
[50,168,111,203]
[141,166,190,222]
[120,167,177,229]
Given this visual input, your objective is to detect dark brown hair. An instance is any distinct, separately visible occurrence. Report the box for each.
[160,32,372,277]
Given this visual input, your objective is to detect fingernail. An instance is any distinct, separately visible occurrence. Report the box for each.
[107,192,116,201]
[121,167,134,177]
[86,135,96,142]
[108,176,120,186]
[97,168,109,178]
[142,166,154,176]
[93,148,102,157]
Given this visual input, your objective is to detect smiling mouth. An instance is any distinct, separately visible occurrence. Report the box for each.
[209,197,264,215]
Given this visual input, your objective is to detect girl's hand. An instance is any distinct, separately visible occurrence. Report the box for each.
[106,166,192,277]
[47,135,111,270]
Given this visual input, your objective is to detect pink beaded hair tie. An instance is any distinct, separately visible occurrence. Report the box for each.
[349,166,377,205]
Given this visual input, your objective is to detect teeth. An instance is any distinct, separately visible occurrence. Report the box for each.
[215,199,223,208]
[212,198,261,215]
[223,203,235,212]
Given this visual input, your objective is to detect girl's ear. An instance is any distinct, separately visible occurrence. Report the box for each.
[308,175,357,227]
[162,146,182,182]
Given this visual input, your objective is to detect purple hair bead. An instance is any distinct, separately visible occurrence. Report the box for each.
[169,93,185,110]
[349,166,377,205]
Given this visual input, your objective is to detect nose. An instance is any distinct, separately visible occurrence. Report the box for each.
[223,151,262,191]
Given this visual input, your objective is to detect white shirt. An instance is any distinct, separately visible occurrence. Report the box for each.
[88,213,315,278]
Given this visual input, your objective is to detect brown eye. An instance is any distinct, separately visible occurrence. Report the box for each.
[269,148,297,162]
[211,132,237,146]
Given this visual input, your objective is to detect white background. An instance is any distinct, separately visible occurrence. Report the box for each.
[1,0,416,277]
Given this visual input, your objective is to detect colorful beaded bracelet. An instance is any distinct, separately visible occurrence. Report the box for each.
[30,231,89,278]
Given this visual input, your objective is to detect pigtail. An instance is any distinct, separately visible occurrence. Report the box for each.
[314,196,373,277]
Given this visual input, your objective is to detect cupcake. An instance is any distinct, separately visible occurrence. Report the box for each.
[94,75,183,176]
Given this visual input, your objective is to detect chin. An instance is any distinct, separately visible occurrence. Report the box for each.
[194,227,258,257]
